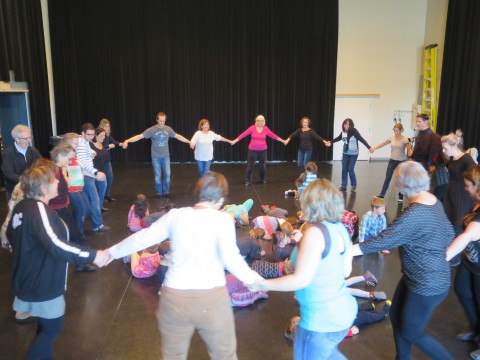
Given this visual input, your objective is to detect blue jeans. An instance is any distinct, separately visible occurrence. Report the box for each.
[294,326,349,360]
[379,159,404,198]
[297,148,313,174]
[95,177,107,206]
[390,277,453,360]
[68,191,90,234]
[341,154,358,188]
[196,160,211,177]
[152,156,171,195]
[104,161,113,197]
[82,176,103,229]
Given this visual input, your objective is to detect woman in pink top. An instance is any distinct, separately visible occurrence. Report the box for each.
[232,115,287,186]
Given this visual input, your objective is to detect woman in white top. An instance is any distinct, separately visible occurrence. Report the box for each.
[372,123,412,202]
[191,119,233,177]
[107,172,262,359]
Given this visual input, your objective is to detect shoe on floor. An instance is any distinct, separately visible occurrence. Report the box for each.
[76,264,97,272]
[351,186,356,193]
[93,224,111,232]
[339,186,346,192]
[471,348,480,359]
[105,196,116,202]
[244,182,251,187]
[457,331,476,341]
[363,270,378,286]
[101,207,110,212]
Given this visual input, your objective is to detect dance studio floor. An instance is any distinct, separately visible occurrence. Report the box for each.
[0,161,473,359]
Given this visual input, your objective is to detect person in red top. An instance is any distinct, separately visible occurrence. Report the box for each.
[232,115,287,186]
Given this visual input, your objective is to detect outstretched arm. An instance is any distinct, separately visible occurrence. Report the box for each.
[123,134,145,145]
[372,139,390,152]
[174,133,194,148]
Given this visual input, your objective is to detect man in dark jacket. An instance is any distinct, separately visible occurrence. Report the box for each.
[1,125,41,199]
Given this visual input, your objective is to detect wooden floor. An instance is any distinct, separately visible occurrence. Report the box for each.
[0,161,474,359]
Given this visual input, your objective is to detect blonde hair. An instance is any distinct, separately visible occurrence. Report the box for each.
[300,178,344,223]
[61,133,80,145]
[441,132,463,150]
[99,118,110,128]
[280,222,294,236]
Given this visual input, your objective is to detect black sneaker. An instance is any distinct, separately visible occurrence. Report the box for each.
[339,186,346,192]
[105,196,116,202]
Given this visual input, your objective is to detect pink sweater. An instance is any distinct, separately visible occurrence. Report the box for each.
[237,125,279,151]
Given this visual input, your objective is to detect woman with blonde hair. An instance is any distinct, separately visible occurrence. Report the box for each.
[190,118,234,177]
[232,115,287,186]
[372,122,412,202]
[442,132,476,235]
[251,178,357,359]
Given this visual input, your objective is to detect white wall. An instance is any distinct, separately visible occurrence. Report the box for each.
[336,0,430,160]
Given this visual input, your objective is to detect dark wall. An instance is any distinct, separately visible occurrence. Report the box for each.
[48,0,339,163]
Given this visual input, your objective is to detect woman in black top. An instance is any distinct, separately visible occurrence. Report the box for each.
[447,165,480,356]
[90,127,109,211]
[441,132,476,235]
[7,164,106,360]
[353,161,454,360]
[286,117,329,174]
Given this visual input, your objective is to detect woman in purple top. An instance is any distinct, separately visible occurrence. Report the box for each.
[232,115,287,187]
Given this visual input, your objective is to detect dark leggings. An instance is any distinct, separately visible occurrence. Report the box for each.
[389,277,452,360]
[353,301,389,327]
[246,150,267,183]
[25,316,64,360]
[454,262,480,334]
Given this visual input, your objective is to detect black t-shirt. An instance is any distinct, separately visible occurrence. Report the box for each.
[462,207,480,274]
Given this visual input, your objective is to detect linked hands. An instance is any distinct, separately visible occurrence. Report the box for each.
[230,139,239,146]
[93,249,113,268]
[323,140,331,147]
[247,273,268,292]
[370,147,375,153]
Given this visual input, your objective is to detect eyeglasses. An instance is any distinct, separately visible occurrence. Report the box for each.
[17,136,33,140]
[85,133,95,136]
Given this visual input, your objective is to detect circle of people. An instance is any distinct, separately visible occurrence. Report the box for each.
[1,112,480,360]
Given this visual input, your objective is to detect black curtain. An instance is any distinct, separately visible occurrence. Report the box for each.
[0,0,53,157]
[437,0,480,148]
[49,0,338,163]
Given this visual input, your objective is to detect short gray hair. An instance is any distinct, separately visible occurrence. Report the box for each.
[11,125,31,139]
[393,161,430,198]
[300,178,344,223]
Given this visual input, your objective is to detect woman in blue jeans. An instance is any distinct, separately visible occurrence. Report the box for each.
[372,123,412,202]
[353,162,454,360]
[329,118,372,192]
[286,117,330,175]
[251,179,357,359]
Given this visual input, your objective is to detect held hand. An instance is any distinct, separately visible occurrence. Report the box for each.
[285,138,290,145]
[96,172,107,181]
[369,147,374,153]
[190,142,195,150]
[120,142,128,149]
[231,139,238,146]
[246,273,267,292]
[91,150,97,158]
[93,250,112,267]
[324,141,331,147]
[109,144,115,149]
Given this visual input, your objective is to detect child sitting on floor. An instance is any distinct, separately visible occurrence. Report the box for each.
[236,228,265,260]
[358,196,387,243]
[272,222,298,261]
[130,244,161,279]
[226,273,269,307]
[295,161,318,195]
[157,241,171,287]
[127,194,150,232]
